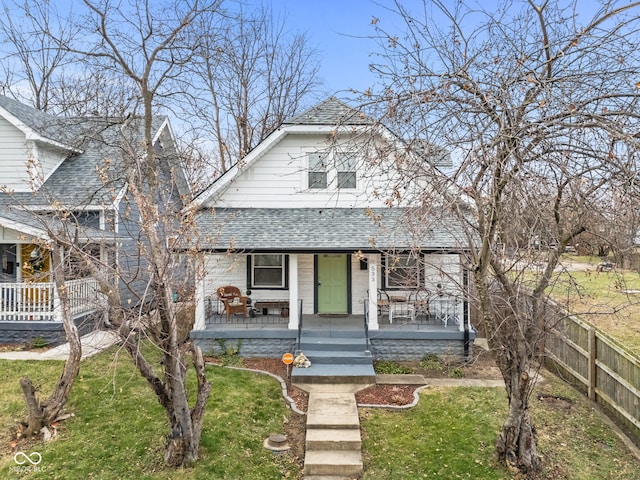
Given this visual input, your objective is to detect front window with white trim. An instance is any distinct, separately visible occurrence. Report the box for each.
[251,254,286,288]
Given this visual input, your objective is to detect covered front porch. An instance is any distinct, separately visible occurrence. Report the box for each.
[190,300,476,361]
[0,277,105,345]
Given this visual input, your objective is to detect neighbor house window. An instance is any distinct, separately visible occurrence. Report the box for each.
[336,153,357,189]
[308,153,328,189]
[384,253,420,289]
[250,254,287,288]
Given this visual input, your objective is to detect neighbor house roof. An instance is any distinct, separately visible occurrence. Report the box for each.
[0,96,187,241]
[192,208,467,252]
[0,209,127,243]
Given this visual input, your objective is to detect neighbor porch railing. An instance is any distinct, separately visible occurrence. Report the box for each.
[0,277,102,321]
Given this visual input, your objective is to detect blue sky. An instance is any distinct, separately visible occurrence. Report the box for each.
[269,0,402,95]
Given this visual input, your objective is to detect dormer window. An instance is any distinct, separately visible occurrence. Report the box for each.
[336,153,356,189]
[306,151,357,190]
[308,153,328,189]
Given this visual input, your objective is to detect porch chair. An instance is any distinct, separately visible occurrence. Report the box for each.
[377,289,390,317]
[216,286,248,321]
[409,289,431,320]
[388,295,415,324]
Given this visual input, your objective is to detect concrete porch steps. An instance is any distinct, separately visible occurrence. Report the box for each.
[291,363,376,384]
[293,329,375,383]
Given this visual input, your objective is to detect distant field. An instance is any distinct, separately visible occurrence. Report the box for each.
[544,256,640,355]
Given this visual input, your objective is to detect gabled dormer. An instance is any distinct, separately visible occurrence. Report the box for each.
[0,96,80,192]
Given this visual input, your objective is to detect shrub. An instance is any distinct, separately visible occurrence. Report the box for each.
[374,360,413,375]
[420,353,441,370]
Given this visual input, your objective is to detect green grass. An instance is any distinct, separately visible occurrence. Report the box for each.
[361,375,640,479]
[2,343,639,479]
[523,255,640,354]
[0,346,299,479]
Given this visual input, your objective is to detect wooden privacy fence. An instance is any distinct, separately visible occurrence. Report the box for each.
[544,303,640,443]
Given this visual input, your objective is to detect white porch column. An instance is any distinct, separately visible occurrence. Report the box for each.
[288,254,299,330]
[368,257,379,330]
[193,256,206,331]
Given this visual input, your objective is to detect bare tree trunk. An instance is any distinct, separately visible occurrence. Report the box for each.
[495,345,540,473]
[20,378,43,436]
[20,247,82,436]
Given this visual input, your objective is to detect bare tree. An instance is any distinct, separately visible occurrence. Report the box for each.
[186,4,322,173]
[367,0,640,474]
[0,0,80,111]
[30,0,223,466]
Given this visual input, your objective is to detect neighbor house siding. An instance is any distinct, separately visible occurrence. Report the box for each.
[0,117,31,191]
[0,119,67,191]
[0,226,27,242]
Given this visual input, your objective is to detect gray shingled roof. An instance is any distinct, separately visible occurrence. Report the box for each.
[193,208,467,251]
[0,98,175,209]
[0,95,80,146]
[0,208,127,242]
[284,96,374,126]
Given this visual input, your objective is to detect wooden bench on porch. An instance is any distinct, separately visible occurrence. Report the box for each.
[253,300,289,317]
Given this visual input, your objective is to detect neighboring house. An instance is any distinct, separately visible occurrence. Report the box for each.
[0,95,188,345]
[189,97,476,360]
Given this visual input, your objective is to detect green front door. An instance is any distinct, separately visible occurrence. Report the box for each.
[317,254,349,314]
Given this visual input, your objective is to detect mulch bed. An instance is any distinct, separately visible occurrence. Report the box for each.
[206,355,502,412]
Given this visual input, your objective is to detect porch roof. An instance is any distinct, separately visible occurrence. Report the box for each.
[0,209,127,243]
[193,207,467,252]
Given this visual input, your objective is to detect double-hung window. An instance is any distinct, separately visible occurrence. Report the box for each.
[336,153,357,189]
[250,254,287,288]
[308,153,328,189]
[384,253,420,289]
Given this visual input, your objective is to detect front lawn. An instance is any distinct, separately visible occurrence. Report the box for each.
[1,346,639,479]
[0,346,300,479]
[361,375,640,479]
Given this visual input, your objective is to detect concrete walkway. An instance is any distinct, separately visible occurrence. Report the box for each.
[0,330,119,361]
[295,374,505,479]
[295,383,371,479]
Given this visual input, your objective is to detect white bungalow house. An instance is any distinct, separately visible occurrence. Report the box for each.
[189,98,476,361]
[0,95,188,345]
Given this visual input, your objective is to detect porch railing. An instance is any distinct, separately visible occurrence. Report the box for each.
[0,277,102,321]
[364,302,370,351]
[296,299,304,352]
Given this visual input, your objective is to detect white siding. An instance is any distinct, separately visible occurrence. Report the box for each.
[214,134,401,209]
[0,117,31,191]
[424,253,462,295]
[0,226,33,242]
[0,118,66,191]
[351,254,375,315]
[297,254,315,314]
[36,144,67,183]
[204,254,247,305]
